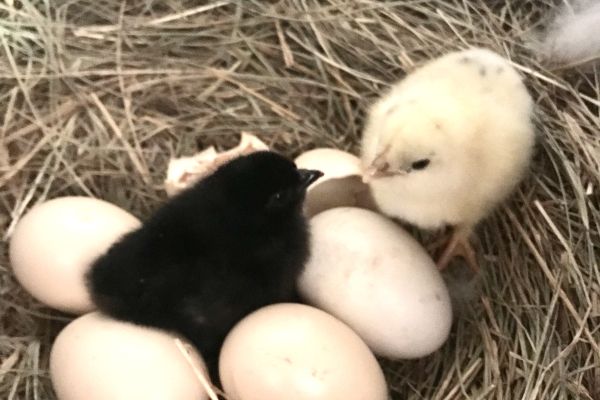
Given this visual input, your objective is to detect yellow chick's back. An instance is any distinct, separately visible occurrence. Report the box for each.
[361,48,535,231]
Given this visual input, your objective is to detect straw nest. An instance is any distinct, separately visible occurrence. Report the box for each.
[1,1,599,399]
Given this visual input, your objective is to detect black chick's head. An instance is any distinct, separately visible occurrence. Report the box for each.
[208,151,323,218]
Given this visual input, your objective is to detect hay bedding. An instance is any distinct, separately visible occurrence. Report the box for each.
[0,0,599,399]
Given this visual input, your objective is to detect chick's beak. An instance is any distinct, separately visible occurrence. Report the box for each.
[297,169,324,189]
[365,165,412,182]
[362,168,383,183]
[363,162,394,183]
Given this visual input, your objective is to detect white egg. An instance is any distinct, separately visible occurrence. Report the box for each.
[294,148,376,217]
[50,312,209,400]
[9,196,141,314]
[298,207,453,359]
[219,303,388,400]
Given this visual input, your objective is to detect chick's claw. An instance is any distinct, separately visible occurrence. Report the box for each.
[425,229,452,254]
[435,230,479,274]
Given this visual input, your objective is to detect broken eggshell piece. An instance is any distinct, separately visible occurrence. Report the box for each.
[164,133,269,196]
[294,148,377,217]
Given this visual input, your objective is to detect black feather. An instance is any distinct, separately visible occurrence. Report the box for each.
[86,151,321,385]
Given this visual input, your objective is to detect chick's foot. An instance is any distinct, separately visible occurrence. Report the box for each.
[435,229,479,274]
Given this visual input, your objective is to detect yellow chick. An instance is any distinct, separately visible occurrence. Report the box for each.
[361,48,535,272]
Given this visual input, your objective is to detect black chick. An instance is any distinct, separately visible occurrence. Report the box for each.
[86,151,322,385]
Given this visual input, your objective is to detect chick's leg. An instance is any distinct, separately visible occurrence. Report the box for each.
[436,227,479,273]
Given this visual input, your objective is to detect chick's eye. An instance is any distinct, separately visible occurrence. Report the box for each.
[267,190,286,208]
[411,159,430,170]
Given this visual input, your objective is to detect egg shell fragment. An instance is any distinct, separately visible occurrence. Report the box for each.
[9,196,141,314]
[298,207,453,359]
[219,303,388,400]
[165,132,269,196]
[294,148,376,217]
[50,312,209,400]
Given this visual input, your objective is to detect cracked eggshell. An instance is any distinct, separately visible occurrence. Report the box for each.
[165,133,269,196]
[298,207,453,359]
[164,146,218,196]
[9,197,141,314]
[219,303,388,400]
[50,312,209,400]
[294,148,376,217]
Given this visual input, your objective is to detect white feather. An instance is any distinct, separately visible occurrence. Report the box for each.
[537,0,600,68]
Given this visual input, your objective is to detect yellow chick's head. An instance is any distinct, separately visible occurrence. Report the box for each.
[361,85,478,183]
[360,93,487,229]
